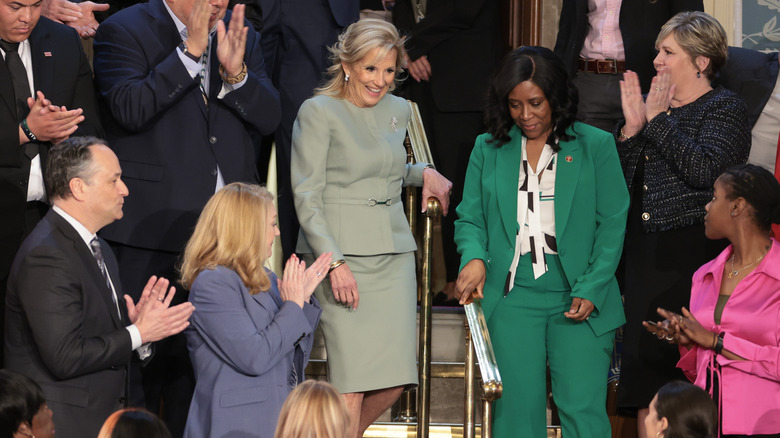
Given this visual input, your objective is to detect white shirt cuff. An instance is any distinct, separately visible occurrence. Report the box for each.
[126,324,151,359]
[218,76,247,99]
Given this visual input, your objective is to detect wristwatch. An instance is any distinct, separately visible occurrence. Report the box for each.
[178,41,201,63]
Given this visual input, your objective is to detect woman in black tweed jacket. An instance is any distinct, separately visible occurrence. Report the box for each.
[613,11,750,431]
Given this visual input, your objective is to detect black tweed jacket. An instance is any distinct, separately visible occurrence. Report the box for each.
[615,87,751,233]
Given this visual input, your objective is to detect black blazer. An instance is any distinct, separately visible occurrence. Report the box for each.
[93,0,281,252]
[5,210,133,438]
[717,47,779,129]
[393,0,501,112]
[554,0,703,92]
[0,17,102,285]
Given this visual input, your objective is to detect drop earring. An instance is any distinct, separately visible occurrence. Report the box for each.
[345,73,350,82]
[696,71,701,79]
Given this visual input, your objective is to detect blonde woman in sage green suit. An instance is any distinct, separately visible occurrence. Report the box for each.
[291,19,452,438]
[455,47,629,438]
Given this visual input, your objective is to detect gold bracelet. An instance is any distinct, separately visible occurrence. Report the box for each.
[329,259,346,273]
[619,127,634,141]
[219,62,247,85]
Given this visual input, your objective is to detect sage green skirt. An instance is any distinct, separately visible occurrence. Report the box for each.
[310,252,418,394]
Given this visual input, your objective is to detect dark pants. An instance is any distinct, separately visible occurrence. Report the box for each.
[572,71,624,134]
[106,241,195,438]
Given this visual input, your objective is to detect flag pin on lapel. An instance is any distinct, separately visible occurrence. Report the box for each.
[44,52,52,57]
[565,155,573,162]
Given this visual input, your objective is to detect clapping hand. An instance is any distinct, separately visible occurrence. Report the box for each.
[127,275,195,344]
[216,3,248,78]
[279,253,333,308]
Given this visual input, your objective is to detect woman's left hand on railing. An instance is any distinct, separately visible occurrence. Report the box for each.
[421,167,453,216]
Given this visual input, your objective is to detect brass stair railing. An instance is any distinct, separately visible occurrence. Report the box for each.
[403,100,502,438]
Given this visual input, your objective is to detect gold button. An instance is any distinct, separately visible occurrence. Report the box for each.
[641,212,650,221]
[644,155,650,161]
[643,184,648,192]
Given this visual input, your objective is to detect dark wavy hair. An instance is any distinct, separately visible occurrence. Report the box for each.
[718,164,780,233]
[0,370,46,438]
[654,381,717,438]
[45,136,107,201]
[483,46,578,149]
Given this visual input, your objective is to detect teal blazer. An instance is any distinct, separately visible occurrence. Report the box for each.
[291,94,427,259]
[455,122,629,336]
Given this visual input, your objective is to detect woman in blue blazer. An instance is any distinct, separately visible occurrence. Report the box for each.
[455,47,629,437]
[179,183,331,438]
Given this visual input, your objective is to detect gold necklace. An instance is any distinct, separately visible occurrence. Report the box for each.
[728,246,770,278]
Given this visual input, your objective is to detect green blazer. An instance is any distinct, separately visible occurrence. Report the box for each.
[291,94,427,260]
[455,122,629,336]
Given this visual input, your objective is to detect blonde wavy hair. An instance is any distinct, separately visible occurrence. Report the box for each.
[316,18,407,98]
[180,183,274,295]
[274,380,350,438]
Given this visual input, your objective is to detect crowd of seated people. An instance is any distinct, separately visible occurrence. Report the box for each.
[2,3,779,438]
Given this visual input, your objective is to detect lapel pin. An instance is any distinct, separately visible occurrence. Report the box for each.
[390,116,398,132]
[565,155,573,162]
[44,51,52,57]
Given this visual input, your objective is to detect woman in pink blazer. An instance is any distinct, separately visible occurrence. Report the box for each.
[647,164,780,437]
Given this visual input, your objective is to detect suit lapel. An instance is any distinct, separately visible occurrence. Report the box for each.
[0,56,15,117]
[494,128,523,243]
[28,21,54,99]
[49,211,125,328]
[553,137,582,237]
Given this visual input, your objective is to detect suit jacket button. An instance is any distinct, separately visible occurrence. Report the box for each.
[210,169,217,176]
[641,212,650,221]
[119,397,126,405]
[209,136,217,144]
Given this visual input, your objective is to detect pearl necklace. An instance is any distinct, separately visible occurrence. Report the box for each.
[728,246,770,279]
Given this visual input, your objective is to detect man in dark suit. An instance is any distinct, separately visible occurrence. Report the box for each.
[4,137,195,438]
[554,0,703,132]
[0,0,102,365]
[259,0,359,261]
[393,0,501,303]
[92,0,279,434]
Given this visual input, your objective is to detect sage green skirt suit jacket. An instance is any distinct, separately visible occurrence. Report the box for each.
[291,93,427,393]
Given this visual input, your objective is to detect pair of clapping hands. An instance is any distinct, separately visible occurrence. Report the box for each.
[278,253,332,309]
[644,307,743,361]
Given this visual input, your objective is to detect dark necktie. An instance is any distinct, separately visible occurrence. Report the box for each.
[90,237,120,317]
[0,39,32,122]
[1,39,38,159]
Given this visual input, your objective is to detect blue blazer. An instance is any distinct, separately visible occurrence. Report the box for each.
[455,123,629,336]
[184,267,321,438]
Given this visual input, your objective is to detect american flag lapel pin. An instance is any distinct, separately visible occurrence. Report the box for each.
[44,51,52,57]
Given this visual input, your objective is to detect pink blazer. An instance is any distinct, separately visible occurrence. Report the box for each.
[678,238,780,435]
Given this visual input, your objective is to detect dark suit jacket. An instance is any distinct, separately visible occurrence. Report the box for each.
[184,267,320,438]
[0,17,102,288]
[92,0,281,253]
[717,47,779,129]
[553,0,703,92]
[4,210,133,438]
[393,0,501,112]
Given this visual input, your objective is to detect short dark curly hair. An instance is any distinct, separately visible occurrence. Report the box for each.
[483,46,578,150]
[0,370,46,438]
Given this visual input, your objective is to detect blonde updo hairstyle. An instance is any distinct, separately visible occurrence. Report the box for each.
[316,18,407,98]
[273,380,350,438]
[656,11,728,82]
[180,183,275,295]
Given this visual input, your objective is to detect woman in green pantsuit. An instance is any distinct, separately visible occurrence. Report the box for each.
[454,46,629,437]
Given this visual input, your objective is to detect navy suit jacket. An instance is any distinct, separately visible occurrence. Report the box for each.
[92,0,281,252]
[717,47,779,129]
[0,17,102,288]
[5,210,133,438]
[554,0,703,92]
[183,267,320,438]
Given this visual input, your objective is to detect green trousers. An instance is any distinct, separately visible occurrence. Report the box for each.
[488,254,614,438]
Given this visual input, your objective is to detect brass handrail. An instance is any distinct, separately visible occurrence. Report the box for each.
[417,197,440,438]
[464,300,502,438]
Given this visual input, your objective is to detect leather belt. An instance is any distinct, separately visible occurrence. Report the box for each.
[577,58,626,74]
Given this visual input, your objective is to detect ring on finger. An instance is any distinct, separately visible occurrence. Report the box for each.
[157,297,165,302]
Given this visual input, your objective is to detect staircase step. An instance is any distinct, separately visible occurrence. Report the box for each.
[364,423,563,438]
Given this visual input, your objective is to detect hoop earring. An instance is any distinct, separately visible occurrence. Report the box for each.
[345,73,350,82]
[696,71,701,79]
